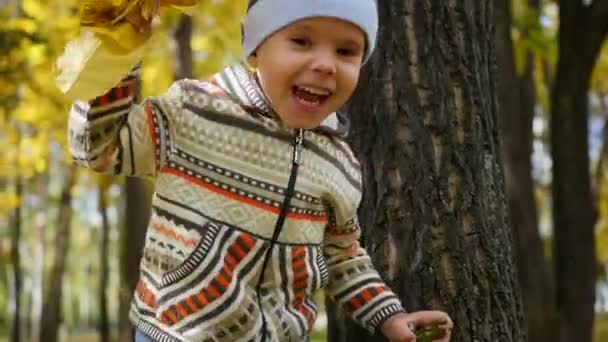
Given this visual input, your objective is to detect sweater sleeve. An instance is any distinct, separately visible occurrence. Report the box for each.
[67,65,183,176]
[323,212,406,333]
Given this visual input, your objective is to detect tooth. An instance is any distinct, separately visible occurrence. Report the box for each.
[300,86,327,96]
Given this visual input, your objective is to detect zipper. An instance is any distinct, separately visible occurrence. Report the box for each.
[293,129,303,165]
[257,129,304,341]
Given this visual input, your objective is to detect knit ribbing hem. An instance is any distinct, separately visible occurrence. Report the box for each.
[129,308,183,342]
[367,303,407,333]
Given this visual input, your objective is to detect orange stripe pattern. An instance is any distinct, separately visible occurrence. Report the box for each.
[151,223,199,247]
[162,166,329,223]
[343,285,388,314]
[90,81,134,107]
[159,233,256,326]
[136,279,158,309]
[291,247,315,329]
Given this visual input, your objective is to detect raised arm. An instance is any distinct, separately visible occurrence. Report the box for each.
[68,65,183,176]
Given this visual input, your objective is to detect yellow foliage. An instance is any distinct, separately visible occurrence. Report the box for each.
[192,0,247,77]
[2,18,38,33]
[26,43,48,66]
[0,79,18,98]
[591,42,608,94]
[57,1,201,100]
[597,169,608,263]
[1,0,248,182]
[598,222,608,263]
[0,192,21,216]
[80,0,198,27]
[22,0,51,21]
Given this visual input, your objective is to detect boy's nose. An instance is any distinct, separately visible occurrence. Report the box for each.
[311,52,337,76]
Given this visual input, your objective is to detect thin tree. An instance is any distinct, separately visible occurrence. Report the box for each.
[39,165,77,342]
[173,14,194,80]
[30,171,49,342]
[118,176,152,341]
[328,0,525,340]
[8,129,23,342]
[98,178,111,342]
[495,0,554,341]
[551,1,608,341]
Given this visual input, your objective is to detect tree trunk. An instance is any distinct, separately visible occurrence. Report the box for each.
[30,172,49,342]
[98,181,111,342]
[39,164,77,342]
[117,177,152,341]
[9,173,23,342]
[329,0,525,341]
[494,0,555,341]
[551,2,608,341]
[172,14,194,80]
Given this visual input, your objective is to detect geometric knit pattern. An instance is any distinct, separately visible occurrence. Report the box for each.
[68,63,405,341]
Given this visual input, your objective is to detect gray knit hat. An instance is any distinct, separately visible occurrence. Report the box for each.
[242,0,378,63]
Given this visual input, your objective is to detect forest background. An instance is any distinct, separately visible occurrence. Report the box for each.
[1,0,608,341]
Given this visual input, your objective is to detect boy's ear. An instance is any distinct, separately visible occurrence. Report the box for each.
[247,52,258,68]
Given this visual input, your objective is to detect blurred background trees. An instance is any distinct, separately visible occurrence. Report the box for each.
[1,0,608,341]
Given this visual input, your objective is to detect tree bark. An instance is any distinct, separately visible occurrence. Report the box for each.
[117,177,152,341]
[494,0,555,341]
[551,2,608,341]
[9,173,22,342]
[98,181,111,342]
[328,0,525,341]
[173,14,194,80]
[39,165,77,342]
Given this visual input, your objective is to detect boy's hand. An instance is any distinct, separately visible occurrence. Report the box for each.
[125,0,160,35]
[380,311,453,342]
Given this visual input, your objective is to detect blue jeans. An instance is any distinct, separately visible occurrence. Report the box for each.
[135,330,154,342]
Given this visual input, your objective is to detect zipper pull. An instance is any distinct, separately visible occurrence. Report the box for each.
[293,129,304,165]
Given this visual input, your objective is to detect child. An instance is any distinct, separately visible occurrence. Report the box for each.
[68,0,453,341]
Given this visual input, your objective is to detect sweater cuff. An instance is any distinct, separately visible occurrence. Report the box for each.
[369,303,406,333]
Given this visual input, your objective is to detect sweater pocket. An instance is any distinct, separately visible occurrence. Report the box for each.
[157,220,222,291]
[154,221,265,328]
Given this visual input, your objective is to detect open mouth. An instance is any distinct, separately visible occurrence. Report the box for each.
[292,85,332,107]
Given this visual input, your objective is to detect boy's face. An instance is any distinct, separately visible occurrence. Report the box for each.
[248,17,366,130]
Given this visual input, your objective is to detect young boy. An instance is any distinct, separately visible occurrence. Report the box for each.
[68,0,453,341]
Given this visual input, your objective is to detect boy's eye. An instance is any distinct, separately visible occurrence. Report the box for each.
[290,37,310,47]
[337,48,356,56]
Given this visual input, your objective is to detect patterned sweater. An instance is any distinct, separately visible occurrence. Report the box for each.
[68,63,405,341]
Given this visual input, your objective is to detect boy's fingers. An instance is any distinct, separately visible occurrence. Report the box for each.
[407,310,453,329]
[125,5,152,34]
[126,15,150,34]
[153,0,161,17]
[141,0,161,21]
